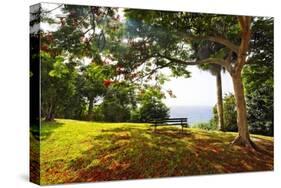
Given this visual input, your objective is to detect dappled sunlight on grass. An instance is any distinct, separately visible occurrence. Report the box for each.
[37,119,273,184]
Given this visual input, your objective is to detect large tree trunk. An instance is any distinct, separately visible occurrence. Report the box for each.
[88,98,94,120]
[216,70,224,131]
[231,72,255,148]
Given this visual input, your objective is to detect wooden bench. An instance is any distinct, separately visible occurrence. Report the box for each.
[150,118,189,132]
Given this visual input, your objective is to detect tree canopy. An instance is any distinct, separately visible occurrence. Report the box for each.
[36,4,274,147]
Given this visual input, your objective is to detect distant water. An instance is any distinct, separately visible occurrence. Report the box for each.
[169,106,213,124]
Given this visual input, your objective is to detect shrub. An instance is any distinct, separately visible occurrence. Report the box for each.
[210,93,237,132]
[139,98,169,122]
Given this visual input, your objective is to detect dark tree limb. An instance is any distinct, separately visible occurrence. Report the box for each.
[156,53,232,72]
[182,35,239,54]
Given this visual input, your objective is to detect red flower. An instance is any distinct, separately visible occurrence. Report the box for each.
[103,80,113,88]
[41,44,49,52]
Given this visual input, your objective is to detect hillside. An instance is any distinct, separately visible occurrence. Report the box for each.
[33,119,273,185]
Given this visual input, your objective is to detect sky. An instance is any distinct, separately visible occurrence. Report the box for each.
[162,66,233,107]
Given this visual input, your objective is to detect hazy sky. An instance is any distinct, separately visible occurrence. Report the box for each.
[163,66,233,107]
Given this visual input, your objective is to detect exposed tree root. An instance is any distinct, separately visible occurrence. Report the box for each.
[231,135,259,152]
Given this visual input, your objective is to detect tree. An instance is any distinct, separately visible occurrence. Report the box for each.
[206,65,224,131]
[80,64,108,120]
[41,52,77,121]
[193,41,225,131]
[133,87,169,122]
[100,82,137,122]
[124,11,257,148]
[39,4,120,121]
[211,93,237,132]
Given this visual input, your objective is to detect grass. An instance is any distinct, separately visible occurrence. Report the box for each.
[31,119,273,185]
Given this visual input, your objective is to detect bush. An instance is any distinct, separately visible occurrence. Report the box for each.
[246,84,273,136]
[130,109,141,122]
[138,98,169,122]
[211,90,273,136]
[101,101,131,122]
[130,87,170,122]
[210,93,237,132]
[92,105,105,121]
[95,86,135,122]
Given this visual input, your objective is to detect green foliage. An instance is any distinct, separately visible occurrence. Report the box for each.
[220,94,237,132]
[122,11,193,80]
[246,85,273,136]
[131,87,169,122]
[79,64,107,112]
[48,56,69,78]
[92,105,105,121]
[138,99,169,122]
[97,83,137,122]
[40,51,77,121]
[243,17,273,136]
[210,93,237,132]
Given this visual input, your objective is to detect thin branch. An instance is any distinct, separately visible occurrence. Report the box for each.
[83,27,94,35]
[132,61,173,83]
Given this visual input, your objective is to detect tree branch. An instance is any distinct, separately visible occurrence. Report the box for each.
[157,53,233,73]
[182,35,239,54]
[238,16,245,29]
[236,16,252,73]
[83,27,94,35]
[132,60,173,83]
[158,53,224,65]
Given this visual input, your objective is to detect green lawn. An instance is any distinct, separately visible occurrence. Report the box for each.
[32,119,273,185]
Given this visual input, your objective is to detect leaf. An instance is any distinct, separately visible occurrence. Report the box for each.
[49,57,68,78]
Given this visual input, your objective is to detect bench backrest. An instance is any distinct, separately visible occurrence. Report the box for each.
[151,118,187,123]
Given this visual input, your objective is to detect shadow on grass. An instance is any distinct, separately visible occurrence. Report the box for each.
[58,126,273,183]
[30,120,64,184]
[31,120,63,141]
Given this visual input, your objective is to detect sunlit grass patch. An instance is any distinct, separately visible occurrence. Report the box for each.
[37,119,273,185]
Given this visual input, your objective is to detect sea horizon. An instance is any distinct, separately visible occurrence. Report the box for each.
[168,105,213,124]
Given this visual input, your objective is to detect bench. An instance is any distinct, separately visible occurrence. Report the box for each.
[150,118,189,132]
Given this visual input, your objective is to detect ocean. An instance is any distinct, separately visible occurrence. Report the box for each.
[168,106,213,124]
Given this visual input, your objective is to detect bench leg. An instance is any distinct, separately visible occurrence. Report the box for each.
[181,125,183,133]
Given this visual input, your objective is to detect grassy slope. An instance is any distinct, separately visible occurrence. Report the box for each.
[37,119,273,184]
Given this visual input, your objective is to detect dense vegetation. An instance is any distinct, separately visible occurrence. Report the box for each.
[36,5,174,123]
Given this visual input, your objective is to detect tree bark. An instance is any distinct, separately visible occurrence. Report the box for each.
[216,71,224,131]
[88,98,94,120]
[231,72,255,148]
